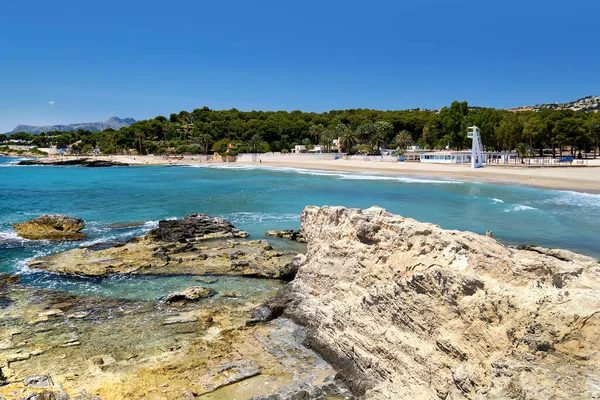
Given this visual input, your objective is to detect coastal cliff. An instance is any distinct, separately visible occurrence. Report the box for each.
[285,206,600,399]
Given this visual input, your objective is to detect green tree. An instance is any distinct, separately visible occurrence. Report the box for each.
[245,134,265,160]
[523,116,542,154]
[340,131,358,153]
[197,134,212,155]
[320,129,336,152]
[374,120,394,143]
[439,101,469,150]
[302,138,314,152]
[130,128,146,154]
[515,142,531,163]
[355,123,375,144]
[422,118,444,149]
[394,130,413,151]
[496,113,523,151]
[10,132,32,142]
[589,118,600,158]
[0,134,7,143]
[309,124,325,145]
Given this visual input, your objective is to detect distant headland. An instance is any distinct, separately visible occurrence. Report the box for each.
[5,116,136,135]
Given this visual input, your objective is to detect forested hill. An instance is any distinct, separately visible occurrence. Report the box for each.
[6,117,136,135]
[2,101,599,158]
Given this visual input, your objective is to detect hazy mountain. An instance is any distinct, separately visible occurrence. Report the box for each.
[510,95,600,112]
[6,117,136,135]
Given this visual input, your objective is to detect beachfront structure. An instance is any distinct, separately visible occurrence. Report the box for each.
[468,126,484,168]
[420,151,473,164]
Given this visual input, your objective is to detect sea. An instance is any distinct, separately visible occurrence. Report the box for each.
[2,156,599,300]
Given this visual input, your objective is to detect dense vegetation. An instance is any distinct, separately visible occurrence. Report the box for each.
[3,102,600,158]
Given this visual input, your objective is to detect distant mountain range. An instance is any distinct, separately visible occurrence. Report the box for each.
[6,117,136,135]
[510,95,600,112]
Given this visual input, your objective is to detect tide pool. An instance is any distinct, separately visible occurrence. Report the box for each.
[1,156,599,298]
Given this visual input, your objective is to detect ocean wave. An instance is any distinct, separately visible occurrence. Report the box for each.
[184,164,464,184]
[504,204,538,212]
[541,190,600,209]
[0,231,25,242]
[492,198,504,203]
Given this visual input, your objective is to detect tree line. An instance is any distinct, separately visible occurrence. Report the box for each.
[4,102,600,158]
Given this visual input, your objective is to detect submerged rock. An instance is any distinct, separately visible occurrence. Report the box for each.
[163,286,216,303]
[13,215,86,240]
[284,206,600,399]
[221,291,242,298]
[196,276,218,284]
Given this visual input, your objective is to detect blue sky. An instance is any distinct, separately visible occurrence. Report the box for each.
[1,0,598,132]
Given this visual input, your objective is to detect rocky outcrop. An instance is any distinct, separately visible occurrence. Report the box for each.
[28,214,291,278]
[284,206,600,399]
[0,275,346,399]
[13,215,86,240]
[149,214,249,242]
[163,286,216,303]
[17,158,129,167]
[265,229,305,242]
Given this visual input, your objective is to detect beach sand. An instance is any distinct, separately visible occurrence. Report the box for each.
[38,154,600,194]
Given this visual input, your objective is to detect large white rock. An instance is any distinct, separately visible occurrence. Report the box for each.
[288,206,600,399]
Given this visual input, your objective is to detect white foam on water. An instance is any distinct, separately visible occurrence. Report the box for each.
[492,198,504,203]
[541,190,600,209]
[504,204,537,212]
[183,163,464,184]
[0,231,22,241]
[221,212,299,225]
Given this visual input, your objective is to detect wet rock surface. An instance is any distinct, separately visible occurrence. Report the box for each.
[163,286,216,303]
[0,281,347,400]
[27,214,294,279]
[149,213,249,242]
[284,206,600,399]
[265,230,305,242]
[29,237,293,278]
[12,215,86,241]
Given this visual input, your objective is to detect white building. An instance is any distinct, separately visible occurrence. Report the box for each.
[420,151,472,164]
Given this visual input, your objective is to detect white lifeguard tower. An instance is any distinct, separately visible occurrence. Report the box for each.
[467,126,484,168]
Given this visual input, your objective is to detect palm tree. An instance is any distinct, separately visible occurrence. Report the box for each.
[320,129,336,152]
[302,138,314,152]
[395,130,413,151]
[340,132,358,153]
[197,134,212,155]
[515,142,531,164]
[246,134,264,161]
[309,124,325,145]
[133,128,145,155]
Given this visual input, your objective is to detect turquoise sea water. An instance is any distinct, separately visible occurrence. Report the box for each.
[1,156,599,299]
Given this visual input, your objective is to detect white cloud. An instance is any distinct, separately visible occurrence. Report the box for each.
[48,100,55,106]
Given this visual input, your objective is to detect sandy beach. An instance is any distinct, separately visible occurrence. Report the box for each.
[24,154,600,194]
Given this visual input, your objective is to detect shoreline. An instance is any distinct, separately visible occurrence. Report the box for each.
[236,159,600,194]
[9,154,600,194]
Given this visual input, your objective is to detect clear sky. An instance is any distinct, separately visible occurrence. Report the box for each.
[1,0,598,132]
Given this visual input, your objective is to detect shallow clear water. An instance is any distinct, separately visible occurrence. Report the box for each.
[2,156,599,299]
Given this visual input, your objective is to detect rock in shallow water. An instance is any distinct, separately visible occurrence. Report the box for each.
[12,215,86,240]
[149,213,249,242]
[27,214,293,278]
[163,286,216,303]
